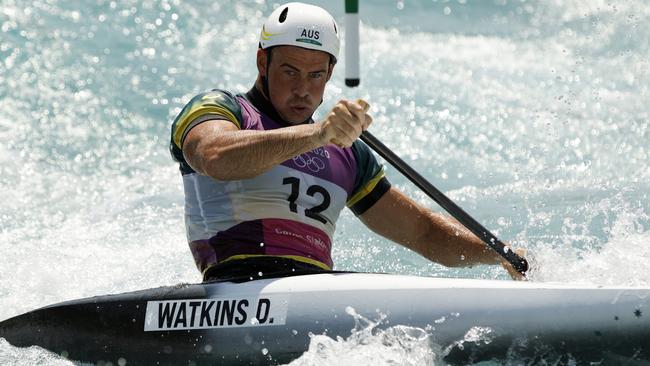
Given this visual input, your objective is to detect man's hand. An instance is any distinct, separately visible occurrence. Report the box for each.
[500,248,529,281]
[319,99,373,147]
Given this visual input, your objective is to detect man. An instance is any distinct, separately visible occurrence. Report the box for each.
[170,2,525,281]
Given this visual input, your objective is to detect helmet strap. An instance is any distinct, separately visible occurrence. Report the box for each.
[262,50,272,102]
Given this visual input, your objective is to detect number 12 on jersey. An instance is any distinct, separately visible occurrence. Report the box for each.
[282,177,331,225]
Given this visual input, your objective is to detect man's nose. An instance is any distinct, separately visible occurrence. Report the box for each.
[292,76,309,98]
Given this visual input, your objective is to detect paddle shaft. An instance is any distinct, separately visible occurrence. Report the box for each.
[360,131,529,275]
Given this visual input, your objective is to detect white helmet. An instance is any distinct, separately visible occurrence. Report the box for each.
[260,2,340,63]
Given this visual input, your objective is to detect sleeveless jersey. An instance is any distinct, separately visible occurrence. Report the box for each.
[169,87,391,275]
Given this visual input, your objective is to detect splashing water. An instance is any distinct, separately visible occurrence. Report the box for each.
[285,307,436,366]
[533,207,650,286]
[282,306,590,365]
[0,339,76,366]
[1,0,649,364]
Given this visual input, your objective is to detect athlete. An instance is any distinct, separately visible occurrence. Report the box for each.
[170,2,526,281]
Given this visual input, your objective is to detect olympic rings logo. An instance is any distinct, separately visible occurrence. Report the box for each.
[293,154,326,173]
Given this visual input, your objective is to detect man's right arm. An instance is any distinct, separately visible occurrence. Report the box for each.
[183,120,325,180]
[182,99,372,181]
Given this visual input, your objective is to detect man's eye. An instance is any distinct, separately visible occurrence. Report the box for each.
[284,70,296,76]
[310,73,323,79]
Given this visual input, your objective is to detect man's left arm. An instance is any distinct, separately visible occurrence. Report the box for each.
[359,186,525,279]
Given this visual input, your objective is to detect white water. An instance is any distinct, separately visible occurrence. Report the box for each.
[1,0,648,364]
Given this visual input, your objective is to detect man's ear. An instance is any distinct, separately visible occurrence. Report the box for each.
[326,63,335,82]
[257,49,268,75]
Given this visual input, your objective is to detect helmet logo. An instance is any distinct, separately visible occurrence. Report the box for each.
[300,29,320,40]
[261,25,282,41]
[296,28,322,46]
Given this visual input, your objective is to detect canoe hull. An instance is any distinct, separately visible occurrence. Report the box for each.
[1,273,649,364]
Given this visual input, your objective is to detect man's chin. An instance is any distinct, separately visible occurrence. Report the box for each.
[280,109,313,125]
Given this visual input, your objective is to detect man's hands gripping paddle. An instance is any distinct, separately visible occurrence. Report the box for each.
[319,99,372,147]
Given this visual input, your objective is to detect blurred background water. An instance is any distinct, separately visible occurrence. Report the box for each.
[0,0,648,364]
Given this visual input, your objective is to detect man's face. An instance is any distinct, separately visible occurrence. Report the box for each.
[258,46,333,124]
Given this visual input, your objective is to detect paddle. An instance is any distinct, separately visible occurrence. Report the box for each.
[358,127,529,276]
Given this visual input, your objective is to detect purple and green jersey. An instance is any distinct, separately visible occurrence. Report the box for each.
[170,87,390,276]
